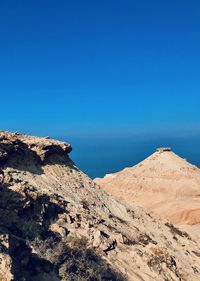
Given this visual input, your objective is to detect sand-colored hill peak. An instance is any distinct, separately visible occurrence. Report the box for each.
[95,149,200,238]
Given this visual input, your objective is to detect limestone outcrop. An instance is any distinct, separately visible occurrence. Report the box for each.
[1,133,200,281]
[0,131,72,164]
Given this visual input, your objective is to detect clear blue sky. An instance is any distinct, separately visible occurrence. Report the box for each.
[0,0,200,138]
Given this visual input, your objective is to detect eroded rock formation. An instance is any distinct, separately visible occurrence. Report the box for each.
[95,148,200,240]
[1,133,200,281]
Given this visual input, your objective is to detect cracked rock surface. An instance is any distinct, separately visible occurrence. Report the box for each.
[1,131,200,281]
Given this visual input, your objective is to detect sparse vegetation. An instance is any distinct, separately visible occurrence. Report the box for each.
[33,236,126,281]
[165,223,191,239]
[147,248,170,272]
[1,131,200,281]
[81,199,90,210]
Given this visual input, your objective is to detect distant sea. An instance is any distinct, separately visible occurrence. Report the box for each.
[58,134,200,179]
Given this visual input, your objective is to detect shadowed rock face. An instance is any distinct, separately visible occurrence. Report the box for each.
[0,131,72,164]
[1,132,200,281]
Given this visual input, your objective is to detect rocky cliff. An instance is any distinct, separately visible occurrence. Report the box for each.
[1,132,200,281]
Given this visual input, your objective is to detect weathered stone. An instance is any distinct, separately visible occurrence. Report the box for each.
[0,131,200,281]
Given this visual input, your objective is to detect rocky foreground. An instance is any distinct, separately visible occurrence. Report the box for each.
[1,132,200,281]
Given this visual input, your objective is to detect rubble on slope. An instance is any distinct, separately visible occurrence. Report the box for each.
[1,132,200,281]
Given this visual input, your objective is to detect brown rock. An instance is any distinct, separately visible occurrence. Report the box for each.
[1,132,200,281]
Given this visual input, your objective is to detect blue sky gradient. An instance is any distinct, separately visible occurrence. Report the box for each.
[0,1,200,176]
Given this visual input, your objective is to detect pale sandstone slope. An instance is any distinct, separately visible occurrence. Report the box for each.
[95,148,200,239]
[1,134,200,281]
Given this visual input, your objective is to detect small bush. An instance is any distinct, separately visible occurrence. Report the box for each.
[165,223,191,239]
[32,236,126,281]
